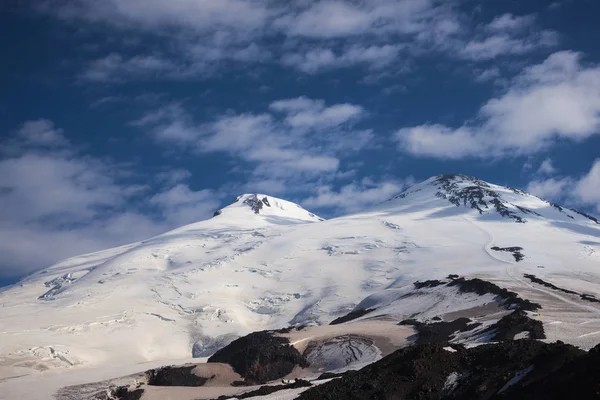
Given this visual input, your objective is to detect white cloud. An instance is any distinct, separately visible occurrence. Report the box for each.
[80,53,177,82]
[137,97,368,175]
[38,1,557,80]
[15,120,69,147]
[537,158,557,175]
[526,177,573,199]
[574,159,600,209]
[457,13,557,61]
[1,120,69,155]
[281,44,403,73]
[473,67,501,83]
[156,168,192,185]
[526,159,600,213]
[270,97,365,128]
[133,97,371,196]
[44,0,268,33]
[150,184,221,226]
[0,121,219,278]
[486,13,536,32]
[274,1,374,39]
[396,125,483,159]
[302,177,411,214]
[273,0,459,39]
[460,30,557,61]
[397,51,600,158]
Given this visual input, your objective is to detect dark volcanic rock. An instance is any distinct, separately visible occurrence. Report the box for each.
[298,340,588,400]
[146,365,208,386]
[413,279,446,289]
[399,317,481,345]
[110,386,144,400]
[570,208,600,224]
[490,246,525,262]
[524,274,578,295]
[243,195,264,214]
[316,371,346,380]
[330,308,375,325]
[448,277,540,311]
[146,365,209,387]
[432,174,529,223]
[207,331,309,383]
[524,274,600,304]
[481,310,545,341]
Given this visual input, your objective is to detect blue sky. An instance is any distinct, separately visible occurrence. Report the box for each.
[1,0,600,284]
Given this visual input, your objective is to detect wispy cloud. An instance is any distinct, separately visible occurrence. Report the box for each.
[526,159,600,212]
[396,51,600,158]
[302,177,414,214]
[36,1,558,80]
[0,120,221,278]
[536,158,557,175]
[133,97,372,185]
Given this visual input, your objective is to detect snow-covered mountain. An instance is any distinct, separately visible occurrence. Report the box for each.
[1,175,599,399]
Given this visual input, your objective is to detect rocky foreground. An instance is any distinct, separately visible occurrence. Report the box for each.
[105,339,600,400]
[92,275,600,399]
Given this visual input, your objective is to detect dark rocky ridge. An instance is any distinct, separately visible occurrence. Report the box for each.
[401,309,544,345]
[399,317,482,345]
[524,274,600,304]
[299,340,597,400]
[207,330,309,383]
[389,174,600,225]
[432,174,531,223]
[330,308,375,325]
[481,309,545,341]
[571,208,600,224]
[446,276,541,311]
[331,276,541,327]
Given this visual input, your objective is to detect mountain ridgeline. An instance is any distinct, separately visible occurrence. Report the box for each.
[1,174,600,400]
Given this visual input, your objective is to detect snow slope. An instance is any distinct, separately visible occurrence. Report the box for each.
[1,176,600,399]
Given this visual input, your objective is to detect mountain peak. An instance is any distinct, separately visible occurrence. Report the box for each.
[387,174,598,225]
[212,193,324,223]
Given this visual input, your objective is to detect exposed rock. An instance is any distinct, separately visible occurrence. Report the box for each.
[480,310,545,341]
[570,208,600,224]
[399,317,481,345]
[330,308,375,325]
[490,246,525,262]
[524,274,578,295]
[109,386,144,400]
[316,371,346,380]
[146,365,209,387]
[432,174,529,223]
[298,340,587,400]
[243,195,264,214]
[413,280,446,289]
[207,330,309,383]
[447,277,541,311]
[524,274,600,304]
